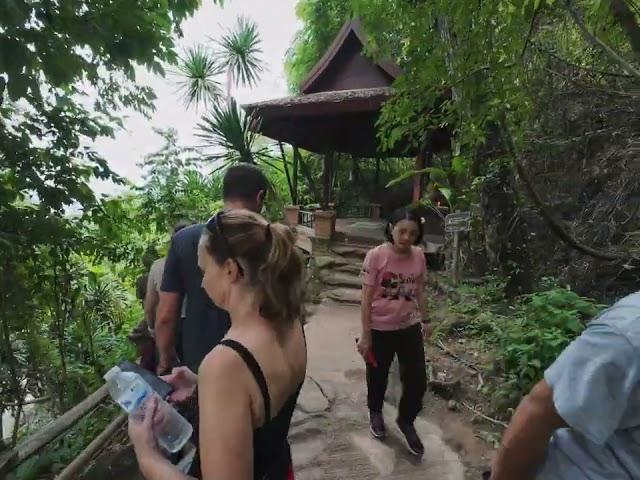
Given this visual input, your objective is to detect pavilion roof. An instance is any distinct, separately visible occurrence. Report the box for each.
[243,87,405,156]
[242,19,447,157]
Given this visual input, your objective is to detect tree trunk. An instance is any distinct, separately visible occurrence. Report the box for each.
[226,69,233,102]
[480,165,534,297]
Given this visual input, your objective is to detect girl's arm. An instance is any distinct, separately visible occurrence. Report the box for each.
[358,249,378,356]
[361,285,374,332]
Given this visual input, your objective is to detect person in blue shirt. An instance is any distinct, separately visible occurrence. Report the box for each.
[490,291,640,480]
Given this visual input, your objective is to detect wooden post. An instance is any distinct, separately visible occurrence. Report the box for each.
[452,230,461,284]
[445,212,470,285]
[322,152,334,209]
[278,142,294,204]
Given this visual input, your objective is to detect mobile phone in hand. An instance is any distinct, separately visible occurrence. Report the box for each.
[118,360,174,399]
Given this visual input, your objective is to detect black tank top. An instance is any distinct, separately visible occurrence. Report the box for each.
[190,338,304,479]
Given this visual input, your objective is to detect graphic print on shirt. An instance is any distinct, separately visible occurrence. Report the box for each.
[379,271,416,301]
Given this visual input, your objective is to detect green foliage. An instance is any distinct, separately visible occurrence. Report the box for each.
[138,128,222,230]
[451,277,604,408]
[285,0,354,91]
[197,99,272,166]
[0,0,221,465]
[286,0,640,220]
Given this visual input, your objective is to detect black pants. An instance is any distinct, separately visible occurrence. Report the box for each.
[366,323,427,424]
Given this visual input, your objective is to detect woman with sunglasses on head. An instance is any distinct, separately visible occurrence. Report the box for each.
[357,207,432,458]
[128,209,307,480]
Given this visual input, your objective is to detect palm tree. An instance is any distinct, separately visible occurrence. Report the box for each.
[176,16,264,108]
[216,16,264,101]
[196,98,277,170]
[175,45,223,110]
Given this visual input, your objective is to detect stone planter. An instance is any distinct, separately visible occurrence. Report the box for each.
[284,205,300,225]
[313,209,336,239]
[370,203,382,220]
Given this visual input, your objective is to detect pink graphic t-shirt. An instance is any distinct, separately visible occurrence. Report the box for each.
[361,243,427,331]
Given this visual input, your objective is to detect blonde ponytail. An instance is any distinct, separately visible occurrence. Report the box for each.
[202,209,305,327]
[258,223,304,326]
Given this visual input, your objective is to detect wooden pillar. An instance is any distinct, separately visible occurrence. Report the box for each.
[412,153,426,202]
[374,158,381,199]
[322,152,334,209]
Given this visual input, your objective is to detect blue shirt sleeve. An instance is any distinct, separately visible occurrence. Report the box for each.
[544,323,640,445]
[160,238,185,295]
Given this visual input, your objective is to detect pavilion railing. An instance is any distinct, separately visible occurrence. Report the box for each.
[298,210,314,228]
[336,204,373,219]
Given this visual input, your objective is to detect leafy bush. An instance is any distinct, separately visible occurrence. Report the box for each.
[451,278,604,409]
[494,284,603,406]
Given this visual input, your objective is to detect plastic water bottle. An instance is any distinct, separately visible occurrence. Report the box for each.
[104,366,193,453]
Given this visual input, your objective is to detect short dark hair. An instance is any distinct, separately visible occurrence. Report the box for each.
[173,220,191,234]
[384,207,424,245]
[222,164,270,202]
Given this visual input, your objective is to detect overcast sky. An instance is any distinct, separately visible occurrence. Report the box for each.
[92,0,299,194]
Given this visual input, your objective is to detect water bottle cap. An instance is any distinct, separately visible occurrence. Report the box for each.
[103,366,121,383]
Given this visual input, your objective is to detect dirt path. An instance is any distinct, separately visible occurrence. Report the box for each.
[80,299,492,480]
[291,301,473,479]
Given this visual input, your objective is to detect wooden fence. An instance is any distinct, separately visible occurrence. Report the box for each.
[0,381,126,479]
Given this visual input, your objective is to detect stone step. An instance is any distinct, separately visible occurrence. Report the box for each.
[314,255,350,270]
[320,271,361,288]
[331,245,369,260]
[324,287,362,305]
[334,262,362,275]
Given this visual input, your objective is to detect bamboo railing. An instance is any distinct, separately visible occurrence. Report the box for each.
[0,383,128,479]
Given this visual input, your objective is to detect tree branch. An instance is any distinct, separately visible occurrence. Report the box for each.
[563,0,640,79]
[521,4,542,59]
[500,121,630,262]
[610,0,640,59]
[537,45,635,77]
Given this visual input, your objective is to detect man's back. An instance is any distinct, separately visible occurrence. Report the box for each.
[538,292,640,479]
[161,224,231,372]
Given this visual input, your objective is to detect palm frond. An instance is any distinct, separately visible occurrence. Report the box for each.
[216,16,264,88]
[175,45,223,109]
[196,98,258,164]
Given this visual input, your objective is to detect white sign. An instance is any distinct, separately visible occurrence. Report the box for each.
[445,212,471,233]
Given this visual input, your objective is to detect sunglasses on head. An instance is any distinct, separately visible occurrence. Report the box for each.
[205,211,243,274]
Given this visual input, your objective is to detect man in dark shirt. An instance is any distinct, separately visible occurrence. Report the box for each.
[155,164,269,374]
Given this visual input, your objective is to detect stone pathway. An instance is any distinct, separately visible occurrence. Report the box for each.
[292,301,465,480]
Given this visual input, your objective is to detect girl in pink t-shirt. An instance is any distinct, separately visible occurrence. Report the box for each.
[357,207,432,457]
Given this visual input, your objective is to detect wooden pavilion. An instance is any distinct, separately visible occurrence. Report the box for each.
[243,19,449,238]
